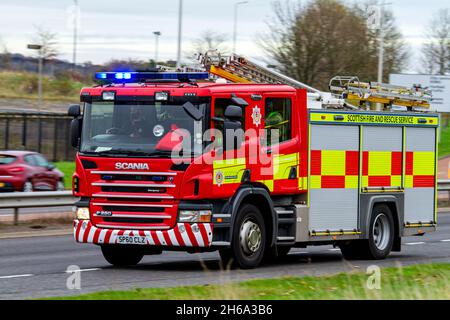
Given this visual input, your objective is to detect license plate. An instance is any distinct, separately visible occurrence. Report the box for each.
[116,235,147,245]
[0,183,5,188]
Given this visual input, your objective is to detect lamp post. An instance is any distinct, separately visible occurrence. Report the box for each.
[72,0,79,71]
[27,44,43,109]
[233,1,249,53]
[153,31,161,63]
[176,0,183,69]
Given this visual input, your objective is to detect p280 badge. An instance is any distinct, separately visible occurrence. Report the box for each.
[95,211,113,217]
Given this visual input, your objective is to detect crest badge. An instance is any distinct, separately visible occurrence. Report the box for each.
[251,105,262,127]
[214,170,224,187]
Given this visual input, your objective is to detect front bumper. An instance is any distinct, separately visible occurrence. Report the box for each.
[74,220,213,248]
[0,176,22,192]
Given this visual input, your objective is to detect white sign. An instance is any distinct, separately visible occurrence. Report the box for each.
[390,74,450,113]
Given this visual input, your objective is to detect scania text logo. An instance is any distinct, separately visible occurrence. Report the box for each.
[115,163,149,170]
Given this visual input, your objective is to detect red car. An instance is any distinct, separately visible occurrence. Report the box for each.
[0,151,65,192]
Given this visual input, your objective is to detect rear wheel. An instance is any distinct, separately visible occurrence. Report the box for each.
[220,204,266,269]
[56,180,65,191]
[340,204,394,260]
[101,245,144,267]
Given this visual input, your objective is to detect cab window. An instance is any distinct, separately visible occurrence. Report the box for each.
[264,98,292,145]
[213,98,246,129]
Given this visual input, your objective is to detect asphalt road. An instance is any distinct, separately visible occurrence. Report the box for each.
[0,214,449,300]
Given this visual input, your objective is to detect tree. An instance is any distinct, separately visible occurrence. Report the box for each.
[32,26,59,63]
[0,37,11,70]
[421,9,450,75]
[189,30,229,59]
[258,0,408,90]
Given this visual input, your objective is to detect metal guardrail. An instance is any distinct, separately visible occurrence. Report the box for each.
[0,191,77,225]
[0,181,450,225]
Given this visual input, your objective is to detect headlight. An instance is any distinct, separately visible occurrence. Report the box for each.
[179,210,212,223]
[75,207,90,220]
[155,91,169,101]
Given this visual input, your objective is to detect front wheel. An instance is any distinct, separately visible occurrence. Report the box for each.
[22,180,33,192]
[220,204,266,269]
[101,245,144,267]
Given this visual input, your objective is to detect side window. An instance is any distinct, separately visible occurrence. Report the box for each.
[212,98,246,149]
[264,98,292,145]
[24,155,37,166]
[33,155,49,167]
[213,98,246,129]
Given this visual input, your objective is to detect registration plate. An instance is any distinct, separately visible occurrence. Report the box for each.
[116,235,147,245]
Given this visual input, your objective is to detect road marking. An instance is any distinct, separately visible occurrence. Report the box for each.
[0,274,34,279]
[405,242,425,245]
[65,268,101,273]
[440,239,450,242]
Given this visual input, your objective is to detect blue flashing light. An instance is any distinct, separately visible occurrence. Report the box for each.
[95,72,209,83]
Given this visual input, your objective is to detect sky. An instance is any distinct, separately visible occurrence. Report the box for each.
[0,0,449,72]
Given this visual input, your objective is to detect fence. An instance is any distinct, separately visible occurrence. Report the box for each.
[0,112,75,162]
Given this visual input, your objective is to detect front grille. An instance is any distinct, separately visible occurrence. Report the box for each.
[101,174,168,182]
[90,170,178,229]
[102,205,165,213]
[101,186,167,193]
[105,197,162,203]
[103,217,164,224]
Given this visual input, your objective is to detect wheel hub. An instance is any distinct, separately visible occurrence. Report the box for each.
[373,213,390,250]
[240,219,262,255]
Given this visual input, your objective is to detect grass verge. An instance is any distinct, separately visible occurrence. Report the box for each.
[52,263,450,300]
[0,71,89,102]
[55,162,75,189]
[439,125,450,158]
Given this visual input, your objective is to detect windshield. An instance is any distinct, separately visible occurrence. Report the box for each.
[80,101,208,157]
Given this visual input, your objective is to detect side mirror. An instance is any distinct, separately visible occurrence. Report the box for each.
[68,104,81,118]
[47,163,56,171]
[224,105,242,120]
[70,118,81,149]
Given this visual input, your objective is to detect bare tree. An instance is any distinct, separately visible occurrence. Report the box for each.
[421,9,450,75]
[32,26,59,63]
[258,0,408,90]
[189,30,229,58]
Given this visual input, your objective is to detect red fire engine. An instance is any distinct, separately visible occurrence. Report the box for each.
[69,52,438,269]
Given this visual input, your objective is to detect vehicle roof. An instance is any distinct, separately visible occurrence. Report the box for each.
[81,82,298,96]
[0,150,36,157]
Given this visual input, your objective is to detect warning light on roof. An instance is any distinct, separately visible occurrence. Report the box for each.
[95,72,209,83]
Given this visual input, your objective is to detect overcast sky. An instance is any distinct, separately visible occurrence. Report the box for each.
[0,0,448,72]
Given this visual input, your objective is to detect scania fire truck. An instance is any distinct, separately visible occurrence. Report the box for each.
[70,52,438,269]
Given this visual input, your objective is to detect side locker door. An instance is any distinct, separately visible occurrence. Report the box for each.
[361,126,403,191]
[309,123,360,232]
[404,127,437,225]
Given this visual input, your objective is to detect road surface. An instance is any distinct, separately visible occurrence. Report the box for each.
[0,214,449,300]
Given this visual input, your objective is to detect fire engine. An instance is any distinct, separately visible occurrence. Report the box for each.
[69,51,439,269]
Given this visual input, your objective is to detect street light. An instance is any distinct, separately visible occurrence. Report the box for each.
[377,0,391,84]
[72,0,79,71]
[233,1,249,53]
[153,31,161,63]
[176,0,183,69]
[27,44,43,109]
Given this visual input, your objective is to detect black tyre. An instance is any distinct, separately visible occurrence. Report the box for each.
[101,245,144,266]
[219,204,266,269]
[340,204,394,260]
